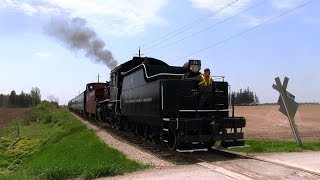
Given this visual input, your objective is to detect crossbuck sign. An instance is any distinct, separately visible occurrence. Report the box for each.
[272,77,302,146]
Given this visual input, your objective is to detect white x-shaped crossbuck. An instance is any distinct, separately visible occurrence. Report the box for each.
[273,77,302,146]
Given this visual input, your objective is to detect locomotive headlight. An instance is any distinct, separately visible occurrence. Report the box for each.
[190,64,201,73]
[188,60,201,73]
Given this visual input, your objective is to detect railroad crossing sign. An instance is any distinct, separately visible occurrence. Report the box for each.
[273,77,302,146]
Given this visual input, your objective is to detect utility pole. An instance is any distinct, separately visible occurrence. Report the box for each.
[97,73,100,83]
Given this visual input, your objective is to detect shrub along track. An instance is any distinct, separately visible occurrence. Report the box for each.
[75,113,320,179]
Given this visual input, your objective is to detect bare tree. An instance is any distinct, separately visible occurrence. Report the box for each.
[47,94,59,106]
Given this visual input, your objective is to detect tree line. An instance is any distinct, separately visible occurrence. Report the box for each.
[0,87,41,108]
[232,87,259,105]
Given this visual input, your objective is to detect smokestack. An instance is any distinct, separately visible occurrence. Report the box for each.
[45,16,118,69]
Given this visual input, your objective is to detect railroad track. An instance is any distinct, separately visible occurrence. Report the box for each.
[78,114,198,165]
[78,114,320,179]
[192,148,320,179]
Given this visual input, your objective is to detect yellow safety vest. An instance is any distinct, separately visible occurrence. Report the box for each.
[199,74,213,86]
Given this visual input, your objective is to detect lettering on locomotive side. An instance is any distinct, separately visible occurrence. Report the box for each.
[125,98,153,103]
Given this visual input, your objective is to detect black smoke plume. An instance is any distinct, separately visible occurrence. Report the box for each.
[46,16,118,69]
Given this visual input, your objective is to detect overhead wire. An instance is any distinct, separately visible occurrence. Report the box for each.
[123,0,240,60]
[169,1,312,63]
[144,0,268,54]
[142,0,240,51]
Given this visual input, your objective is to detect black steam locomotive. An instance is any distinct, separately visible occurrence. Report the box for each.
[69,56,246,151]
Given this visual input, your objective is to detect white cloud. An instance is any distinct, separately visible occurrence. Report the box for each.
[188,0,307,28]
[271,0,304,10]
[1,0,169,36]
[46,0,169,35]
[1,0,64,15]
[189,0,252,16]
[240,14,266,27]
[189,0,305,13]
[35,52,52,58]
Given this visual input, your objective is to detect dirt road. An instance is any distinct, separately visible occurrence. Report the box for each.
[109,151,320,180]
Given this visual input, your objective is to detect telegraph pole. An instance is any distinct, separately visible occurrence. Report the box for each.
[97,73,100,83]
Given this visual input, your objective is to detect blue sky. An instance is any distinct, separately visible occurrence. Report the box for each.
[0,0,319,104]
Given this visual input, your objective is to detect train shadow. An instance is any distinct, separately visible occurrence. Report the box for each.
[75,113,241,165]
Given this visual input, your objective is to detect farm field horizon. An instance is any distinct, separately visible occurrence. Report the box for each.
[235,104,320,141]
[1,104,319,141]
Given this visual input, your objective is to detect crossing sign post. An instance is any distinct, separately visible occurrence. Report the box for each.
[272,77,302,146]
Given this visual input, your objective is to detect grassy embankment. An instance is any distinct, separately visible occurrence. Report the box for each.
[231,140,320,153]
[0,102,146,179]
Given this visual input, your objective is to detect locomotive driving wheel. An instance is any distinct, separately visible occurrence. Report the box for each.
[167,130,178,150]
[115,116,123,130]
[143,125,150,140]
[109,112,116,128]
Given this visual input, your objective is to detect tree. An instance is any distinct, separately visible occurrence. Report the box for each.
[25,94,33,107]
[0,94,4,107]
[0,88,44,108]
[254,93,260,105]
[19,91,26,107]
[30,87,41,106]
[9,90,17,107]
[233,87,259,105]
[1,94,9,107]
[47,94,59,106]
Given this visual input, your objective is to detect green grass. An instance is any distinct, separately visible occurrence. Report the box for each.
[0,102,147,179]
[231,140,320,153]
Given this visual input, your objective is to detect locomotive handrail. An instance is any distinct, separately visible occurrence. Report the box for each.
[122,64,185,79]
[122,64,226,81]
[179,109,232,112]
[213,76,225,82]
[121,64,141,75]
[142,64,185,79]
[98,99,110,103]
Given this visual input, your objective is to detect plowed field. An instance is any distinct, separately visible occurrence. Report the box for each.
[235,105,320,140]
[0,108,28,130]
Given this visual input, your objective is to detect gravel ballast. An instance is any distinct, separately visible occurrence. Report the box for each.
[74,114,173,167]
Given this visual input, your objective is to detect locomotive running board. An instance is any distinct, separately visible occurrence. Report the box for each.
[179,109,231,112]
[226,144,250,149]
[176,148,208,153]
